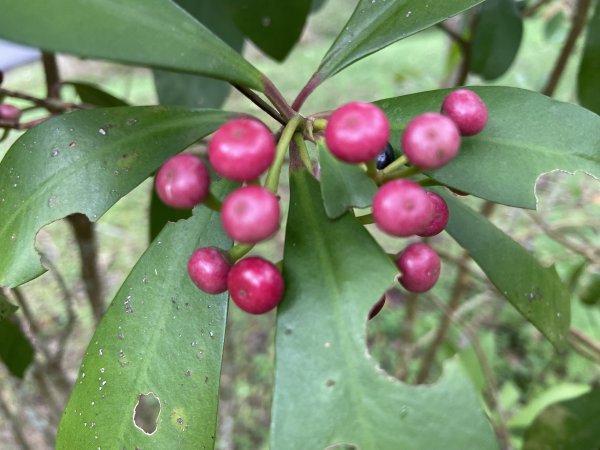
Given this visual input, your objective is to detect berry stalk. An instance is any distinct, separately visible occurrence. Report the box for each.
[264,115,303,193]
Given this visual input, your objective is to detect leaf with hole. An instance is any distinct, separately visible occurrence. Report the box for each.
[0,293,17,322]
[56,181,233,449]
[471,0,523,80]
[270,169,498,449]
[0,319,34,379]
[435,189,570,349]
[313,0,485,84]
[578,2,600,115]
[377,87,600,209]
[0,106,233,288]
[0,0,263,90]
[318,142,378,218]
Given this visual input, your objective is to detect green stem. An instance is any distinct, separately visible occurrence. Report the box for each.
[313,118,328,131]
[366,160,377,178]
[228,243,253,261]
[380,155,408,176]
[203,191,222,212]
[293,133,313,172]
[379,166,421,183]
[357,213,374,225]
[265,115,303,193]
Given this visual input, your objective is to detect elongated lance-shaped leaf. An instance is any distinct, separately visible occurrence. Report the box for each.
[270,169,498,449]
[0,0,264,91]
[313,0,484,85]
[318,142,378,218]
[436,189,570,349]
[471,0,523,80]
[0,107,233,287]
[0,293,17,322]
[578,1,600,115]
[57,181,233,449]
[0,319,34,379]
[377,87,600,209]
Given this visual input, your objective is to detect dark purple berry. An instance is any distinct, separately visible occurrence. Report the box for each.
[375,142,395,170]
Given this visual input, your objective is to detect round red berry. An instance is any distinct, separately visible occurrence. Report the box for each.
[155,154,210,209]
[325,101,390,163]
[208,118,275,181]
[441,89,488,136]
[187,247,231,294]
[228,257,284,314]
[221,186,280,244]
[417,192,449,237]
[0,104,21,122]
[396,243,441,293]
[372,179,433,237]
[401,112,460,169]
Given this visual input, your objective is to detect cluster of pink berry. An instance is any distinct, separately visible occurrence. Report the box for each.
[154,88,487,316]
[155,118,284,314]
[325,89,488,299]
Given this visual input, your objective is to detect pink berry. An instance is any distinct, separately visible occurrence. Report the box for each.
[187,247,231,294]
[402,112,460,169]
[396,243,441,293]
[208,118,275,181]
[0,104,21,122]
[221,186,280,244]
[372,179,433,237]
[325,101,390,163]
[155,154,210,209]
[417,192,449,237]
[441,89,488,136]
[228,256,284,314]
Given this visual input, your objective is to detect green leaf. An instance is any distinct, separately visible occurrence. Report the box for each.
[153,0,244,108]
[270,169,498,449]
[0,293,18,322]
[436,189,570,349]
[0,107,233,287]
[56,181,233,449]
[226,0,311,61]
[149,187,192,242]
[0,0,264,91]
[318,142,378,218]
[577,2,600,114]
[377,87,600,209]
[0,319,34,379]
[63,82,129,107]
[471,0,523,80]
[522,389,600,450]
[315,0,485,83]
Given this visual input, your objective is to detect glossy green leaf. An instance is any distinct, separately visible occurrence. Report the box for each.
[0,107,233,287]
[315,0,484,83]
[471,0,523,80]
[226,0,311,61]
[436,189,570,349]
[153,0,244,108]
[0,0,264,91]
[318,143,378,218]
[57,183,232,449]
[149,187,192,242]
[522,389,600,450]
[0,319,34,379]
[577,2,600,114]
[0,293,17,322]
[270,169,498,449]
[63,82,129,107]
[377,87,600,209]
